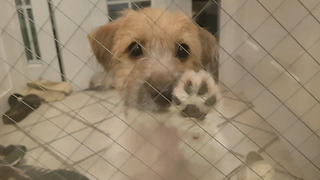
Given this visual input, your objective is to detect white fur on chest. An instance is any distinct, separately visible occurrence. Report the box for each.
[116,108,218,180]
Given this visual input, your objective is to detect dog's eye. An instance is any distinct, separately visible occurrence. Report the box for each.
[128,42,143,58]
[176,43,189,61]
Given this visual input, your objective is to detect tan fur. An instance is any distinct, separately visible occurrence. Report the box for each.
[88,8,220,179]
[88,8,218,111]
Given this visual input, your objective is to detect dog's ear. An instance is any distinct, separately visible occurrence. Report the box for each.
[88,22,118,70]
[198,29,219,81]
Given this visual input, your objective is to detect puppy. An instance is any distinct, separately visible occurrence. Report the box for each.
[89,8,220,180]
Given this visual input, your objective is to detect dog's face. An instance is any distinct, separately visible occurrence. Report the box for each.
[89,8,217,111]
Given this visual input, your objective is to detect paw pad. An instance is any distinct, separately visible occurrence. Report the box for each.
[181,104,207,121]
[197,81,208,96]
[173,70,220,120]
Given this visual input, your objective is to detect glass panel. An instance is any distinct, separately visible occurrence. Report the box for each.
[192,0,220,36]
[15,0,22,6]
[17,8,33,60]
[131,1,151,10]
[27,8,41,60]
[25,0,31,5]
[107,3,128,20]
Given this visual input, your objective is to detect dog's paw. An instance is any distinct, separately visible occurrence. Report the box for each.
[172,70,220,120]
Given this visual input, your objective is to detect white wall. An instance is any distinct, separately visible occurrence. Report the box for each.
[0,0,109,106]
[0,0,61,110]
[152,0,192,17]
[0,35,13,111]
[52,0,108,91]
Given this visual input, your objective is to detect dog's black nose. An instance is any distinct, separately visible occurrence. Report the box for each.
[145,81,173,106]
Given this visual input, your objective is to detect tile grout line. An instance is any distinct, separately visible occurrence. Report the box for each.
[69,147,109,167]
[12,124,77,171]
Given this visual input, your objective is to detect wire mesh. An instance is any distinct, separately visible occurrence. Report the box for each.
[0,0,320,180]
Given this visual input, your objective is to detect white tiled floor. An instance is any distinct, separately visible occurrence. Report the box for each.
[1,88,316,179]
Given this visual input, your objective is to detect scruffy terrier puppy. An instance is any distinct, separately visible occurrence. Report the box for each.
[89,8,220,180]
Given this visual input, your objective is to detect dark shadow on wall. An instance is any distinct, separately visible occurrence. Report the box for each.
[193,0,220,38]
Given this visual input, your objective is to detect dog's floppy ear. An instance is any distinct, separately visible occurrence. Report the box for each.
[198,29,219,81]
[88,22,118,70]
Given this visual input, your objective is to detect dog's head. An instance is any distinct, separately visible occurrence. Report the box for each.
[89,8,218,111]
